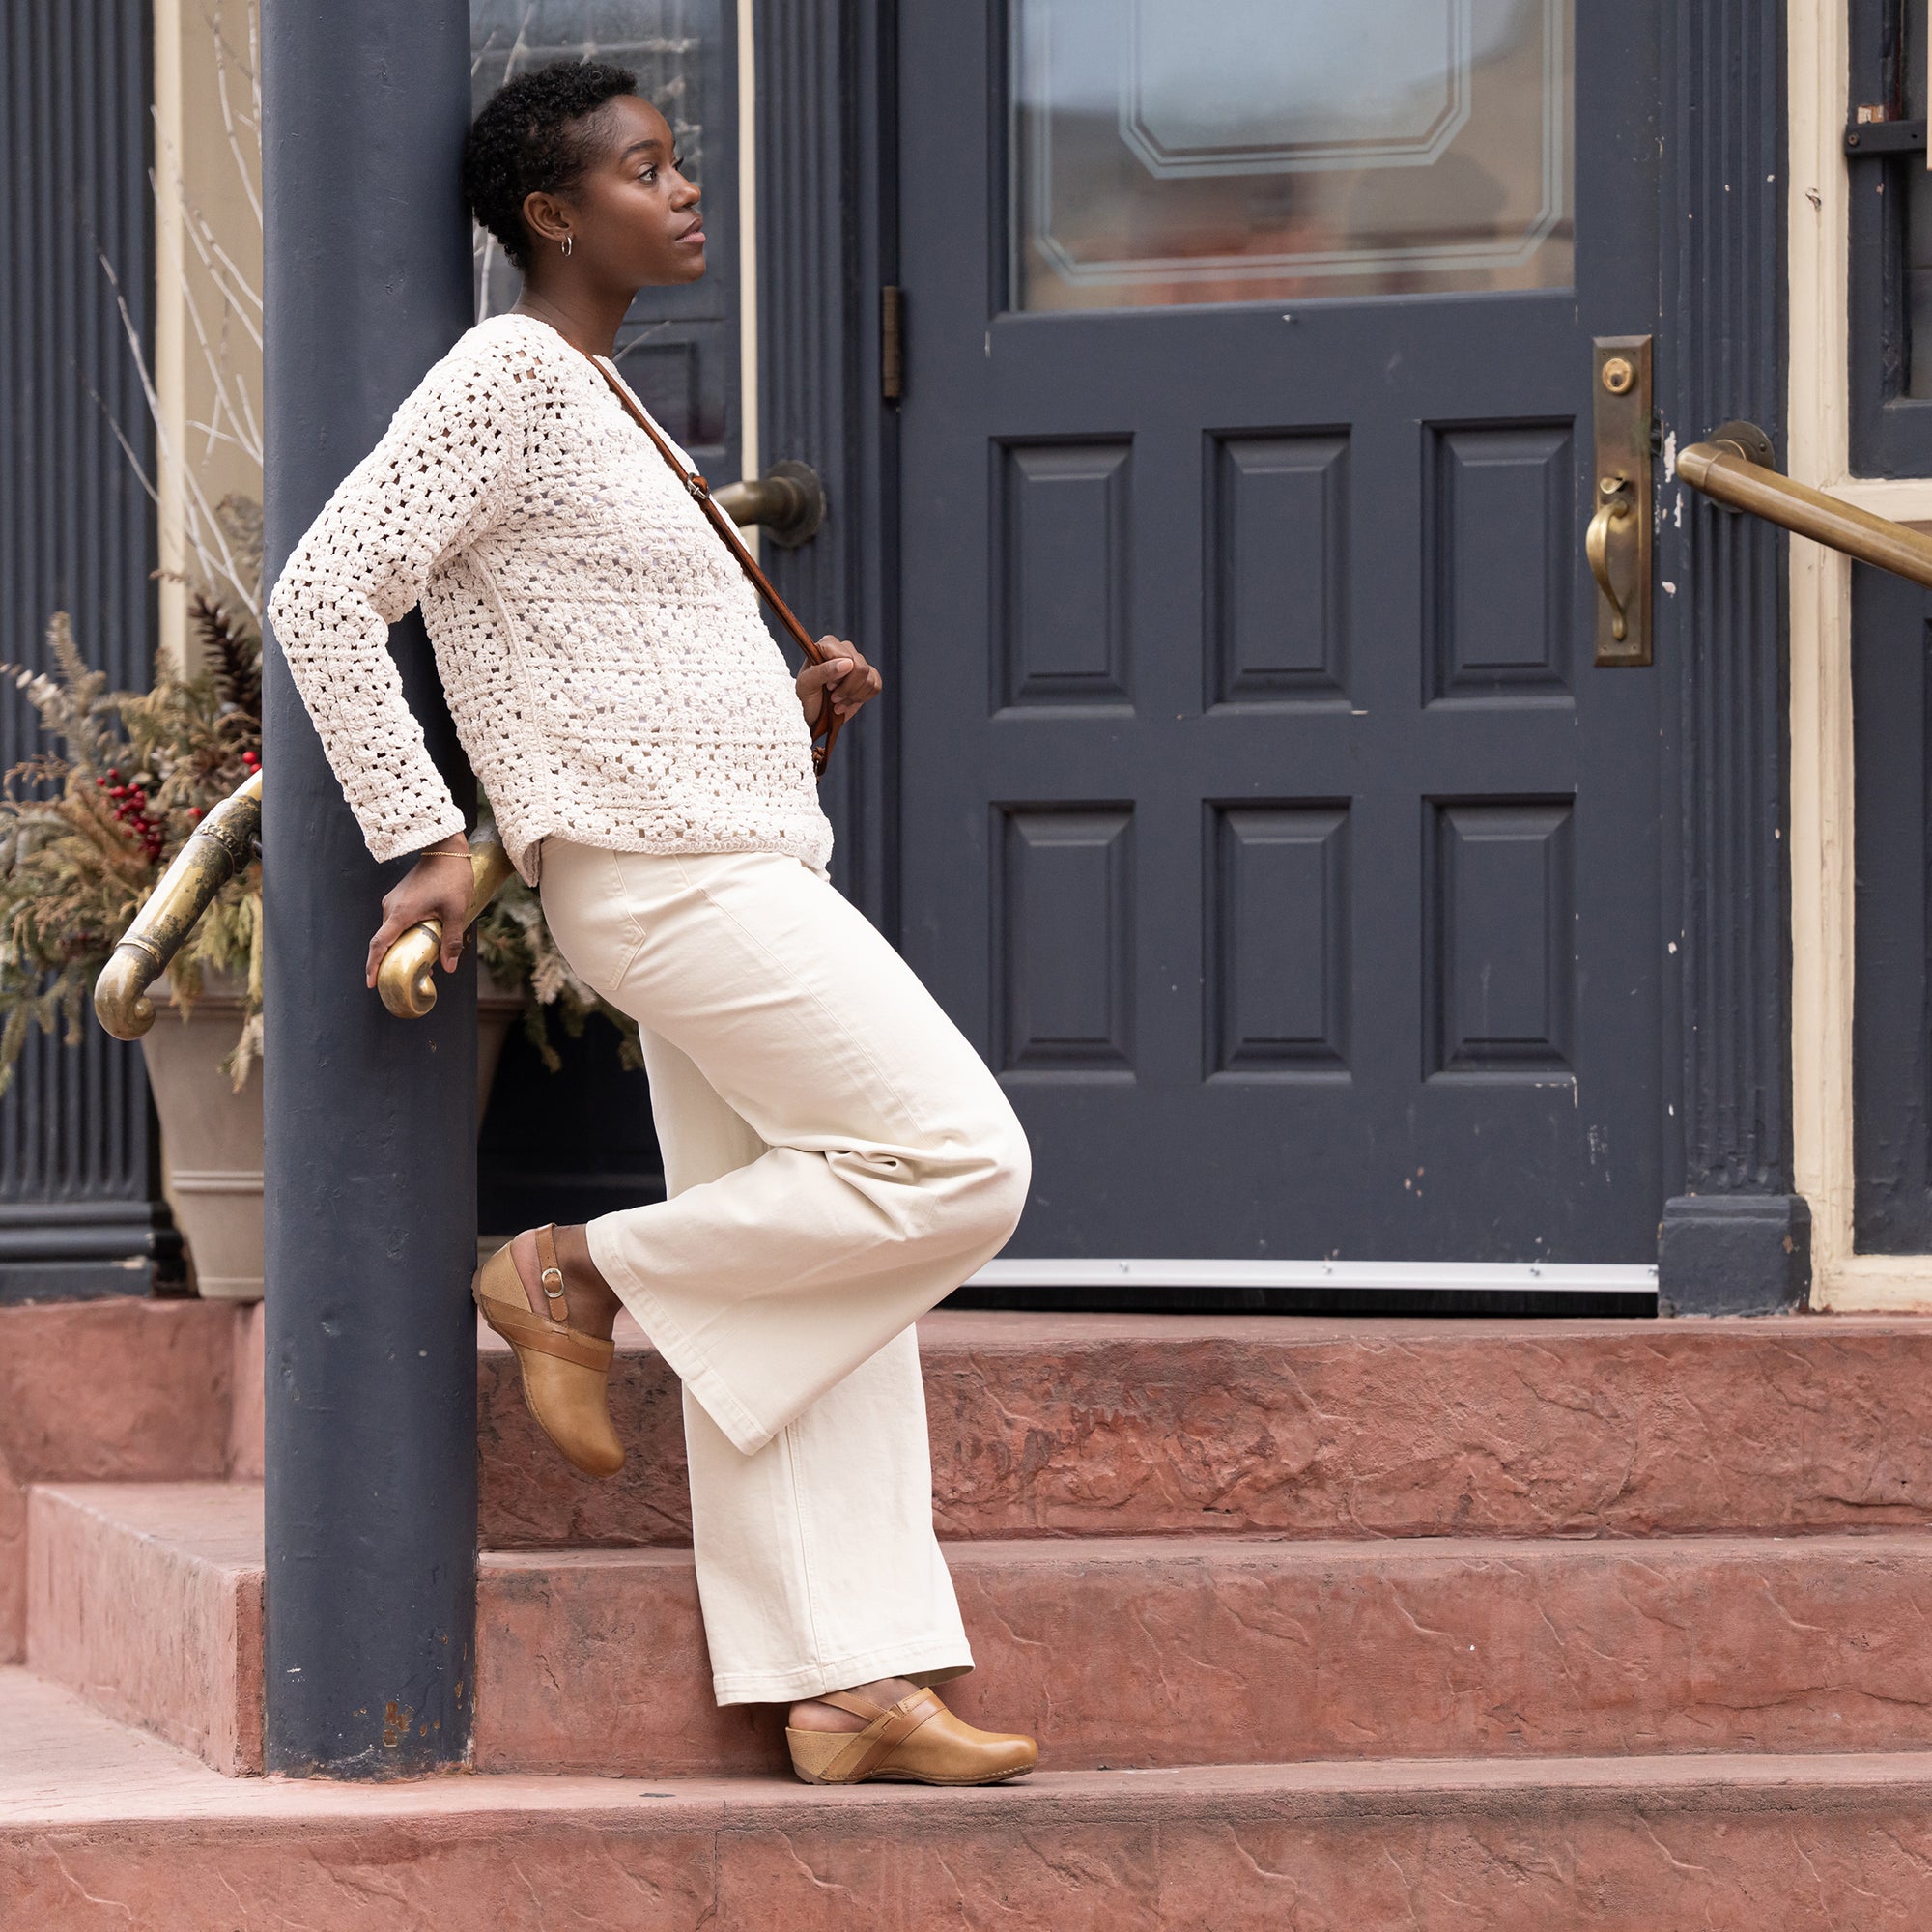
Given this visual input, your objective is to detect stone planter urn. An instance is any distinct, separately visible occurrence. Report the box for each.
[140,976,261,1301]
[139,971,527,1301]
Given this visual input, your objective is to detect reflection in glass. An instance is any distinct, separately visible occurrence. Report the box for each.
[1010,0,1574,311]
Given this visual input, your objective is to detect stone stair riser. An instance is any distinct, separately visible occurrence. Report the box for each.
[35,1477,1932,1781]
[480,1320,1932,1549]
[0,1302,242,1663]
[473,1534,1932,1776]
[25,1486,261,1776]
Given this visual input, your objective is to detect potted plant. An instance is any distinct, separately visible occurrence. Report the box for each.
[0,574,636,1298]
[0,584,265,1295]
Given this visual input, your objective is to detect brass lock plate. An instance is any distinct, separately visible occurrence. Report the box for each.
[1590,334,1653,668]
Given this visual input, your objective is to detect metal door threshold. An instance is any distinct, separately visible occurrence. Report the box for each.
[948,1257,1660,1319]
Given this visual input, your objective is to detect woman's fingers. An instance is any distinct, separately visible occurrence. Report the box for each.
[796,655,853,727]
[799,638,882,724]
[363,873,474,987]
[833,660,883,715]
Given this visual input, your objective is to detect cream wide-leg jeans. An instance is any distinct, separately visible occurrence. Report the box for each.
[537,839,1031,1706]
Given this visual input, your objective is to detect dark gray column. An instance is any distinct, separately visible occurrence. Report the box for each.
[260,3,477,1776]
[1654,0,1808,1314]
[0,0,181,1300]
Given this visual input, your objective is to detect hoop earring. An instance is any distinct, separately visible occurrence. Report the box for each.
[560,233,574,257]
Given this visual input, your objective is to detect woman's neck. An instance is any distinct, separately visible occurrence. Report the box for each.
[510,280,634,358]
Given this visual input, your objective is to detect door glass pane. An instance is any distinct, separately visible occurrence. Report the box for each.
[1010,0,1574,312]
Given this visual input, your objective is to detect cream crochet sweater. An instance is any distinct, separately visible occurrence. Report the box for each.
[267,313,833,883]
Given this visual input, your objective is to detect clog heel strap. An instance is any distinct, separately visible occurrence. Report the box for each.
[471,1233,613,1370]
[470,1232,623,1478]
[785,1688,1038,1787]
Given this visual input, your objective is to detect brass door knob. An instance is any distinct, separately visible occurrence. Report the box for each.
[710,460,826,549]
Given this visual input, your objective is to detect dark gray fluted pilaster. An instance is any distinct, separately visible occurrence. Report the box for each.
[753,0,895,925]
[0,0,179,1299]
[261,0,477,1775]
[1655,0,1807,1312]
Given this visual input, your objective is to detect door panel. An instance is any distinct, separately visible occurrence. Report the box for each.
[896,1,1662,1261]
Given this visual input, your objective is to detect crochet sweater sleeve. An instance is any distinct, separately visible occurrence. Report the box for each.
[266,339,526,863]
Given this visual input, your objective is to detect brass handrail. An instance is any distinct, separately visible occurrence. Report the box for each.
[91,766,516,1037]
[1677,420,1932,589]
[373,838,515,1019]
[94,771,263,1039]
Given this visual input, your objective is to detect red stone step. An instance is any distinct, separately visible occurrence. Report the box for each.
[473,1529,1932,1776]
[35,1481,1932,1779]
[0,1300,250,1665]
[8,1669,1932,1931]
[26,1484,262,1776]
[480,1310,1932,1549]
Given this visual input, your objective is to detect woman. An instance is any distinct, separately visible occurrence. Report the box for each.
[267,59,1037,1788]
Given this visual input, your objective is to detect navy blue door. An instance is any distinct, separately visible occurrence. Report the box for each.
[895,2,1663,1261]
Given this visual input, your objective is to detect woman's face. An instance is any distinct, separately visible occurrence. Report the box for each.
[535,95,705,288]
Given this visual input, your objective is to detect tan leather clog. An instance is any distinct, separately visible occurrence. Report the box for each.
[472,1225,624,1478]
[786,1687,1037,1786]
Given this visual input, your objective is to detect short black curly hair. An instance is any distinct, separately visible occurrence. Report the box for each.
[463,59,639,271]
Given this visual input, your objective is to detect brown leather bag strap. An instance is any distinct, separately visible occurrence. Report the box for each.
[581,349,844,777]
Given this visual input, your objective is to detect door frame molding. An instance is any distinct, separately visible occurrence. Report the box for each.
[1786,0,1932,1310]
[753,0,1804,1310]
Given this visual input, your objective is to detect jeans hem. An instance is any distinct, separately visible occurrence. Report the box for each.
[584,1217,774,1455]
[712,1638,976,1709]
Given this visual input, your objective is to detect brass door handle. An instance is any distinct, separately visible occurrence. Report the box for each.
[1590,338,1654,666]
[1586,472,1638,643]
[710,459,826,549]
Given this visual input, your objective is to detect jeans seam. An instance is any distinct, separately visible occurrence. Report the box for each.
[603,844,653,971]
[780,1420,827,1676]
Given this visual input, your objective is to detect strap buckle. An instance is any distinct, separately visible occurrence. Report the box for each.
[540,1266,566,1304]
[686,473,709,501]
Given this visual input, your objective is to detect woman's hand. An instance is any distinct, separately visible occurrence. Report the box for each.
[796,638,882,732]
[364,836,476,989]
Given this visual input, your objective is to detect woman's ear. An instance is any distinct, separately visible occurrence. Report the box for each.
[522,189,571,251]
